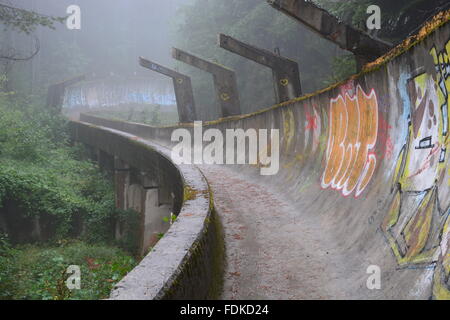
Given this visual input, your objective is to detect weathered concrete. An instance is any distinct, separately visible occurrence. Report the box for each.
[80,15,450,299]
[172,48,241,117]
[69,121,224,299]
[139,57,197,123]
[218,34,302,102]
[268,0,392,68]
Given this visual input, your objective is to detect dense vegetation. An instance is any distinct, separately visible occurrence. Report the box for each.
[0,81,138,300]
[0,3,147,300]
[0,238,136,300]
[316,0,450,42]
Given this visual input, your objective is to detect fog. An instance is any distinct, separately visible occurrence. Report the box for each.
[1,0,190,96]
[1,0,343,121]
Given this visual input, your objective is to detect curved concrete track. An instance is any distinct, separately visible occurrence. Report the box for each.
[200,165,351,300]
[78,17,450,300]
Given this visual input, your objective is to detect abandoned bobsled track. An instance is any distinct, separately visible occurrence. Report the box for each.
[69,14,450,300]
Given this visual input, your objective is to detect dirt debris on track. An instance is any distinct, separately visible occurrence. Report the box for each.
[200,165,354,300]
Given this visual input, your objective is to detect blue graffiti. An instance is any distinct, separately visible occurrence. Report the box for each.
[397,72,413,145]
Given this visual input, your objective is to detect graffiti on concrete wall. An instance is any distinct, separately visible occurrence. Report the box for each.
[304,104,321,154]
[377,115,394,161]
[62,80,176,109]
[321,85,379,198]
[282,108,295,153]
[382,39,450,299]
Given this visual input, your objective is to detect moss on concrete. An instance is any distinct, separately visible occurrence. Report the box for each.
[183,185,199,202]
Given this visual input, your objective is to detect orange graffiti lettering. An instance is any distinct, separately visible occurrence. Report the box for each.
[321,86,378,197]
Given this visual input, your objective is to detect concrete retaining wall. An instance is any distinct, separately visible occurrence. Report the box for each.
[69,121,224,299]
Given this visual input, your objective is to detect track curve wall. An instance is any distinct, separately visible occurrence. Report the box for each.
[69,121,224,300]
[80,16,450,299]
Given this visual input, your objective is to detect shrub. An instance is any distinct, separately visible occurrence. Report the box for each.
[0,237,136,300]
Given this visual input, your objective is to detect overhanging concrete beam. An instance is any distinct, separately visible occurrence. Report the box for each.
[139,57,197,123]
[267,0,392,68]
[172,48,241,118]
[219,34,302,102]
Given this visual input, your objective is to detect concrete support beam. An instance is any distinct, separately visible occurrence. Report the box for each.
[46,74,85,110]
[267,0,392,68]
[113,162,173,255]
[114,157,130,242]
[114,157,130,211]
[139,57,197,123]
[219,34,302,102]
[126,183,146,254]
[172,48,241,118]
[142,188,172,255]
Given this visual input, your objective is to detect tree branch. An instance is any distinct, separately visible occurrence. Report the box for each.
[0,35,40,61]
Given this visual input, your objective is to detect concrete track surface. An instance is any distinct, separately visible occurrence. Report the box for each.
[200,165,349,300]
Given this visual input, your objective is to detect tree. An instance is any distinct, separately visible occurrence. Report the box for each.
[0,2,64,61]
[0,1,64,93]
[315,0,450,42]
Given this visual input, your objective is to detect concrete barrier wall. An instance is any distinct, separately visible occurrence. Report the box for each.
[69,121,224,299]
[80,17,450,299]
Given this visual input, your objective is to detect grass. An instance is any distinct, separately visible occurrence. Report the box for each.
[0,239,137,300]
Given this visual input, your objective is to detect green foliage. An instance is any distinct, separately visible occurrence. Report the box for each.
[0,88,139,247]
[0,79,140,299]
[0,3,65,35]
[0,97,111,241]
[314,0,449,41]
[315,0,371,29]
[323,54,357,86]
[162,213,176,224]
[114,208,141,255]
[0,238,136,300]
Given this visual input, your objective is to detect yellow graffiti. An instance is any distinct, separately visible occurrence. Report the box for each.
[383,40,450,300]
[280,79,289,86]
[321,85,378,197]
[282,108,295,152]
[220,93,230,101]
[433,216,450,300]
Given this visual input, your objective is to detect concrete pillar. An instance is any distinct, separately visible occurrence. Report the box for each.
[142,188,172,255]
[219,34,302,102]
[267,0,392,69]
[114,157,130,241]
[139,57,197,123]
[126,183,146,254]
[136,170,173,255]
[172,48,241,118]
[114,157,130,210]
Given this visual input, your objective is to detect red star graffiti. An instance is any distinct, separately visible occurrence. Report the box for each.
[305,111,317,131]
